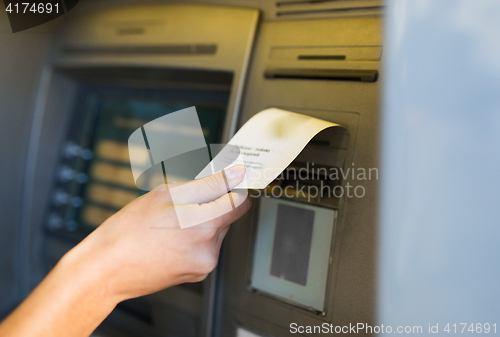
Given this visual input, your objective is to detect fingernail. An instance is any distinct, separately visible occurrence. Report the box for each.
[224,165,245,180]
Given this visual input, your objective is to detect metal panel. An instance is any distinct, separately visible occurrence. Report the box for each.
[0,11,55,316]
[216,16,382,336]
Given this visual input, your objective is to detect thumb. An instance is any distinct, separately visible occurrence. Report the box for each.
[168,165,246,205]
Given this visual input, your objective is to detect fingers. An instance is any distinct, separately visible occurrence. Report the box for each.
[167,165,246,205]
[173,191,251,229]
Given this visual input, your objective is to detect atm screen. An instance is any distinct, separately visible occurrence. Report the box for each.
[251,198,336,312]
[270,204,315,286]
[46,84,230,234]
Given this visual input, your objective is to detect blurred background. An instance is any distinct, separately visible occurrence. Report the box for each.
[0,0,499,336]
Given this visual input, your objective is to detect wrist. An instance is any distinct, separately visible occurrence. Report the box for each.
[57,241,123,310]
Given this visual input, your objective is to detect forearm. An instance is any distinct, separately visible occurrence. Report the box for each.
[0,250,119,337]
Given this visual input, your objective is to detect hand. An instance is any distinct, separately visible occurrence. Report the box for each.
[0,166,250,337]
[60,165,250,302]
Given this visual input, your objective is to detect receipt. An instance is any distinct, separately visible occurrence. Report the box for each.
[196,108,342,189]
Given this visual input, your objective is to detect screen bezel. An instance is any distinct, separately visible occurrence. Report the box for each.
[249,197,337,313]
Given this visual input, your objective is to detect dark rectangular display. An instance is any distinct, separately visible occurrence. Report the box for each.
[78,92,228,231]
[270,204,315,286]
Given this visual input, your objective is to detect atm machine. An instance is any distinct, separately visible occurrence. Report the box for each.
[16,1,383,336]
[215,8,381,336]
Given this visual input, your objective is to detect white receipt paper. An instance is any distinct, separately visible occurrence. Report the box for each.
[196,108,342,189]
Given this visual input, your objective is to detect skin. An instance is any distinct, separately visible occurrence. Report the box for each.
[0,165,250,337]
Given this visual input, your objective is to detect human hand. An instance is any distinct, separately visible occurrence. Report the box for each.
[60,165,250,303]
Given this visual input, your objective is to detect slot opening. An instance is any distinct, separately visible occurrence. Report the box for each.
[262,162,342,205]
[277,0,352,6]
[298,55,346,60]
[276,5,384,16]
[264,68,378,82]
